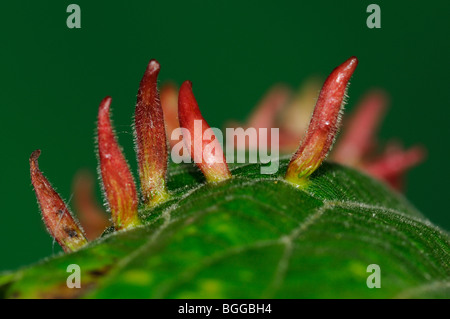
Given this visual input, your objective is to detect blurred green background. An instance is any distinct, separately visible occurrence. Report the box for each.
[1,1,449,271]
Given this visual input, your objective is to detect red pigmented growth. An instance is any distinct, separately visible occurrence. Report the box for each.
[285,56,358,185]
[160,82,180,148]
[73,170,110,240]
[227,85,292,150]
[28,57,427,254]
[135,60,169,205]
[178,81,232,182]
[331,91,425,190]
[363,145,426,190]
[30,150,88,252]
[332,91,388,165]
[248,85,292,130]
[98,97,140,230]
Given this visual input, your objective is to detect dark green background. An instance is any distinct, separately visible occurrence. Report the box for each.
[1,1,449,271]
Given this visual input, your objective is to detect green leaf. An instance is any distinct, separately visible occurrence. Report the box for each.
[1,157,449,298]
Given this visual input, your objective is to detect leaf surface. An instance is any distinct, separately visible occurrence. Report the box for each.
[1,157,449,298]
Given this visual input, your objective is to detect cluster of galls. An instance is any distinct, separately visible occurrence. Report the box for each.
[30,57,424,253]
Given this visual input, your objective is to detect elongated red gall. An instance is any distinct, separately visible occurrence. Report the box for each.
[135,60,169,206]
[285,56,358,186]
[97,96,140,230]
[30,150,88,252]
[178,81,232,182]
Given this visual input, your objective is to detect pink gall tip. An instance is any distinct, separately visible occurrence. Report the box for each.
[363,145,426,189]
[160,82,180,148]
[73,170,110,240]
[333,90,388,165]
[248,85,292,129]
